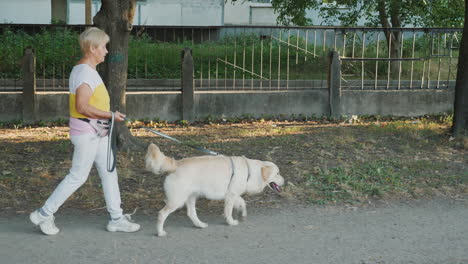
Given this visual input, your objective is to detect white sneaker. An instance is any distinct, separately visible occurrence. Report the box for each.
[107,214,140,233]
[30,210,60,235]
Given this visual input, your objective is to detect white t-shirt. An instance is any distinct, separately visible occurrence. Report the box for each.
[68,64,110,136]
[69,64,105,95]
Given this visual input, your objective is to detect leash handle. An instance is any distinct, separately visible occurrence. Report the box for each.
[107,112,117,172]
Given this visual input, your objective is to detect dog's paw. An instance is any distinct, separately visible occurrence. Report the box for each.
[227,219,239,226]
[157,230,167,237]
[241,211,247,218]
[195,222,208,229]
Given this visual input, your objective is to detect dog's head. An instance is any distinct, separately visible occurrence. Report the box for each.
[145,143,162,174]
[145,143,177,175]
[261,161,284,193]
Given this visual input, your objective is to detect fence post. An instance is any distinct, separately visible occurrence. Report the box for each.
[22,47,37,124]
[328,50,342,119]
[181,47,194,122]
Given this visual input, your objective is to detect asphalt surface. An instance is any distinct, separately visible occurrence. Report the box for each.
[1,197,467,264]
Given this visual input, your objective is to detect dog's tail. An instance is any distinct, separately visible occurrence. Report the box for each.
[145,143,177,174]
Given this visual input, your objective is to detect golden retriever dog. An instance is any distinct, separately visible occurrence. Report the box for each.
[145,143,284,237]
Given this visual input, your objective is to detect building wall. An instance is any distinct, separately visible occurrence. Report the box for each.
[0,0,375,26]
[67,0,99,24]
[0,0,223,26]
[223,1,371,26]
[0,0,51,24]
[139,0,223,26]
[224,1,250,25]
[68,0,223,26]
[224,2,278,25]
[250,4,278,25]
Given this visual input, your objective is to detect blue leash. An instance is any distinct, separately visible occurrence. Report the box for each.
[106,117,219,172]
[123,117,219,156]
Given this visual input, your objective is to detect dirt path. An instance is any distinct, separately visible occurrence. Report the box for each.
[1,197,467,264]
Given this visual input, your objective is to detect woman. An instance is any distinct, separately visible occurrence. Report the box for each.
[29,27,140,235]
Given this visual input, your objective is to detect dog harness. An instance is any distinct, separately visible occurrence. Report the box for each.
[242,156,252,183]
[227,156,251,191]
[228,157,236,189]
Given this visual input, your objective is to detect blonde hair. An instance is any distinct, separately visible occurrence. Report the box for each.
[79,27,109,54]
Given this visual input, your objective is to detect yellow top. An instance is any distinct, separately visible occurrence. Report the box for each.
[68,64,110,118]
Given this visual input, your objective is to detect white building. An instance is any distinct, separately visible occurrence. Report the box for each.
[67,0,224,26]
[0,0,362,26]
[0,0,225,26]
[1,0,51,24]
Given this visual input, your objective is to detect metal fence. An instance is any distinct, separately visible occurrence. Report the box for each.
[337,28,461,90]
[0,24,462,92]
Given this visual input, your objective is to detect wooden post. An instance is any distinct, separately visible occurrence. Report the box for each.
[85,0,92,24]
[181,47,194,122]
[22,48,37,124]
[328,50,342,119]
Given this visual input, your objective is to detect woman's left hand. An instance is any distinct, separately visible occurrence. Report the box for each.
[113,111,126,122]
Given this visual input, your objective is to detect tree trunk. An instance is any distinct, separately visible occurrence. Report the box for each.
[388,2,402,77]
[452,0,468,137]
[51,0,67,24]
[377,0,401,78]
[388,31,401,77]
[85,0,92,25]
[94,0,145,151]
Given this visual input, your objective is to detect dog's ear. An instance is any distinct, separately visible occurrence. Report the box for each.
[147,143,159,158]
[261,165,274,182]
[148,143,157,151]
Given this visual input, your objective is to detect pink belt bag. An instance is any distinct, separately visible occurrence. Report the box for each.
[78,118,110,137]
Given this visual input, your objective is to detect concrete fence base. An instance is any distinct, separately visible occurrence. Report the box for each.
[0,88,454,122]
[0,49,455,123]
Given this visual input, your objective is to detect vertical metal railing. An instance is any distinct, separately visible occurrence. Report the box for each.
[0,25,462,92]
[340,27,461,90]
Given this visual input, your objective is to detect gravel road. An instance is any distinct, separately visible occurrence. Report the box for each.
[1,197,467,264]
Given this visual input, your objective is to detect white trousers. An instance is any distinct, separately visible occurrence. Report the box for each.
[42,133,123,219]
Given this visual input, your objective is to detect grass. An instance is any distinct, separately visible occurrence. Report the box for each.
[0,114,466,214]
[305,157,465,204]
